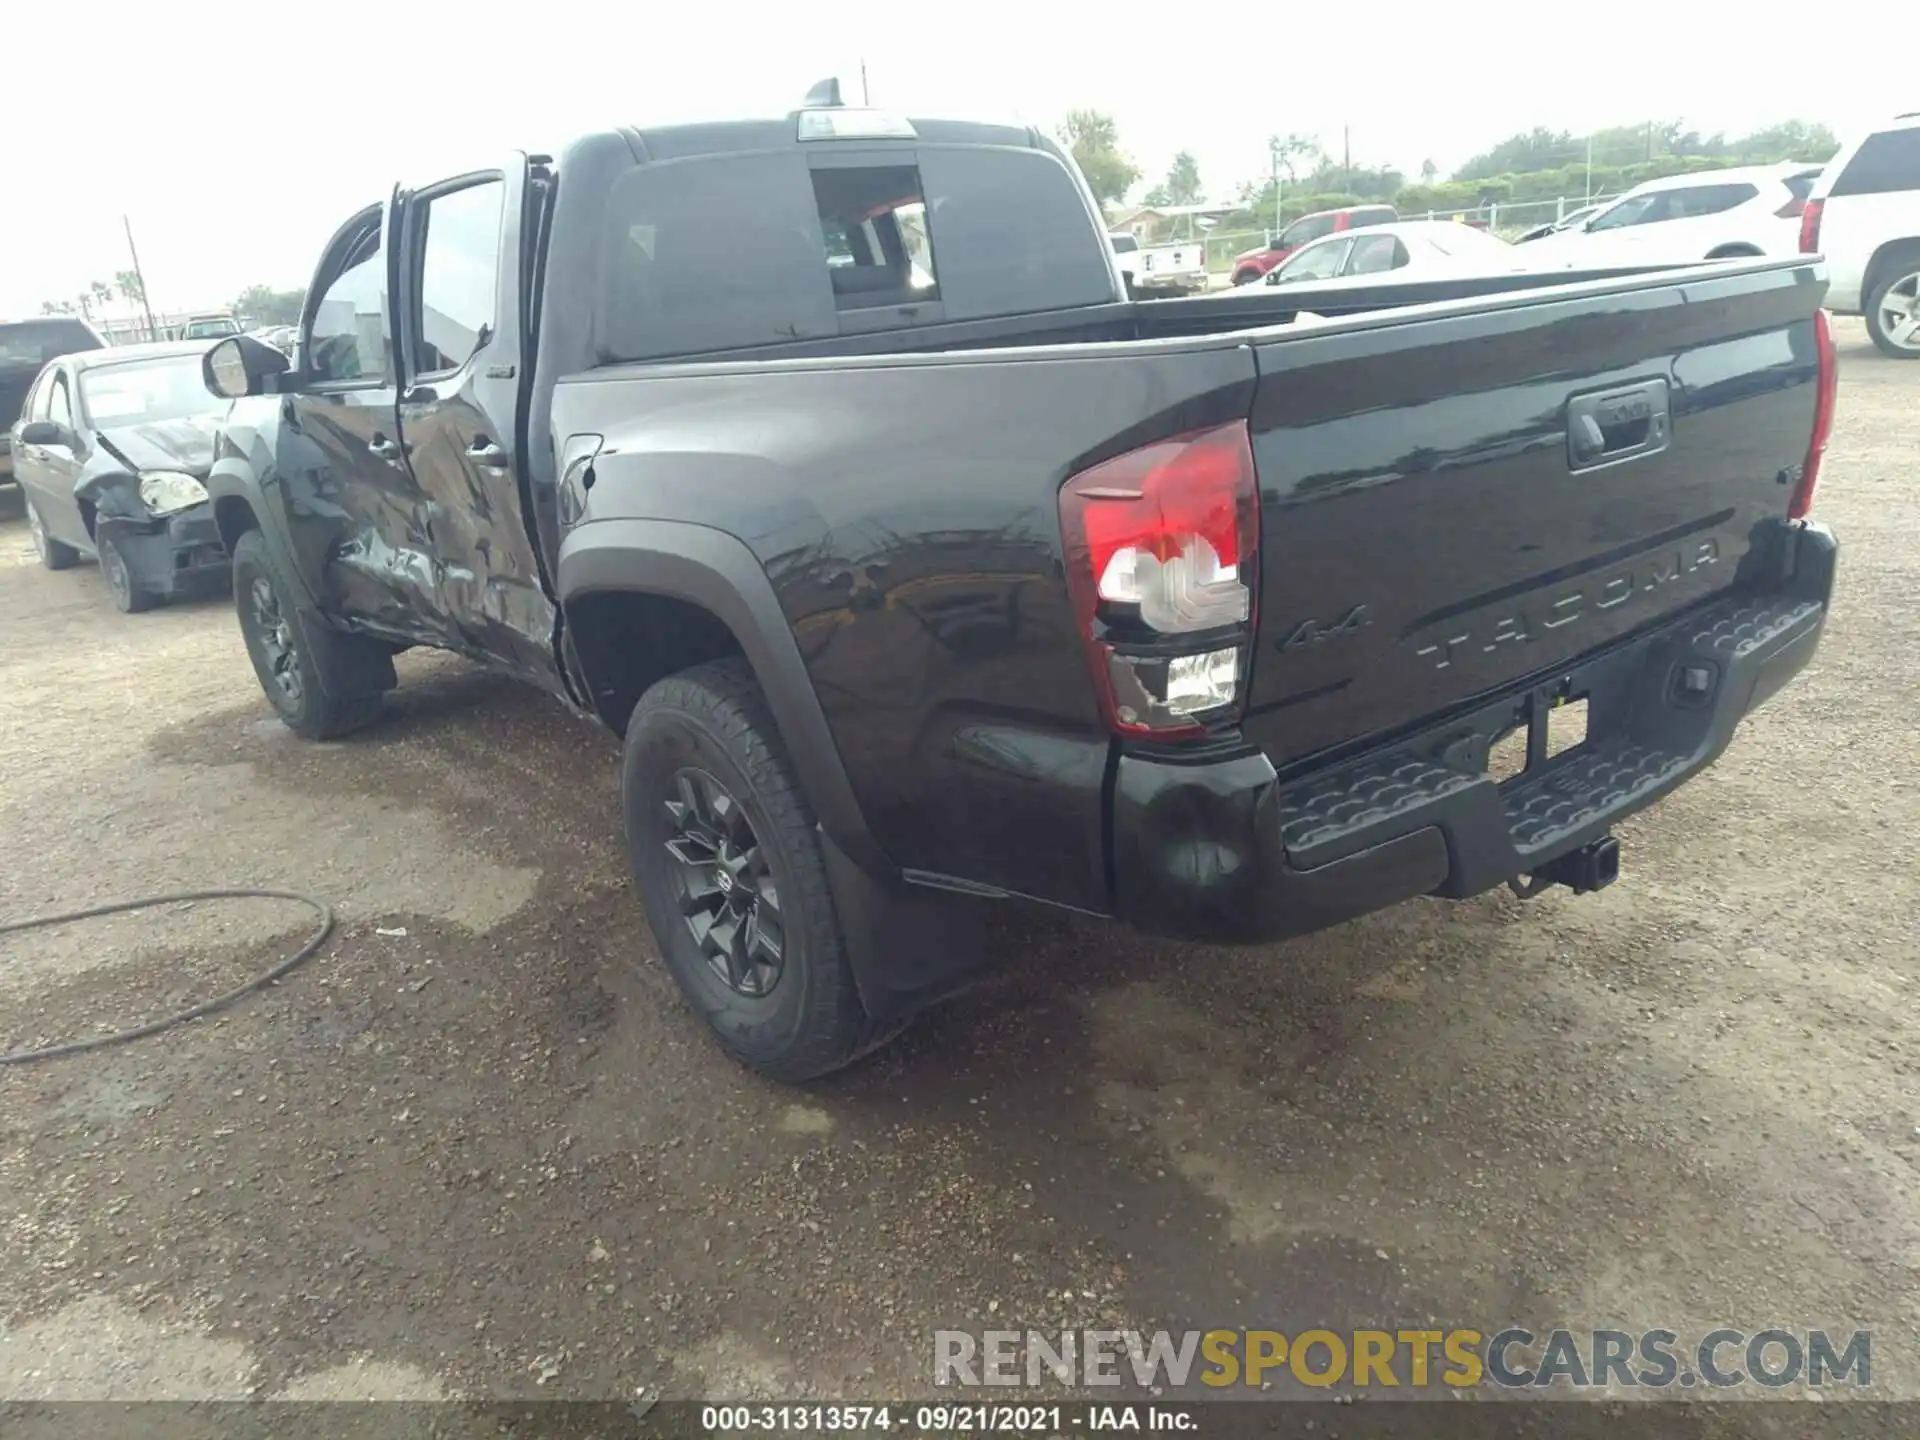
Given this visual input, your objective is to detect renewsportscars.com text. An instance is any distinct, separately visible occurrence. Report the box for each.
[934,1328,1871,1391]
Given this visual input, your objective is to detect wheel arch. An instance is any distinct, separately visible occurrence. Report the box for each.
[558,518,884,878]
[1863,237,1920,301]
[213,493,261,554]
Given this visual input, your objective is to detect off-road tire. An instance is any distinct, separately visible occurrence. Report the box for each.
[231,529,387,740]
[623,657,882,1081]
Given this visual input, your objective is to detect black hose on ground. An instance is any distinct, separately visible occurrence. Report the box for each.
[0,888,333,1066]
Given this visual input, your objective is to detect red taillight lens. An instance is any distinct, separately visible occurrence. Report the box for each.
[1060,422,1260,737]
[1793,308,1838,520]
[1798,197,1824,253]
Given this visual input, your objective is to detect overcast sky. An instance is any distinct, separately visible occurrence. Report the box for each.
[5,0,1894,320]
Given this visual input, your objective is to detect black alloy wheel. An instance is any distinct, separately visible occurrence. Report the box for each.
[247,572,303,709]
[662,765,785,998]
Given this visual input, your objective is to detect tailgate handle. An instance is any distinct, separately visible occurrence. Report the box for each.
[1567,380,1670,470]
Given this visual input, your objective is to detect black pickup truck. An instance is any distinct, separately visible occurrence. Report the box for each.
[198,90,1840,1080]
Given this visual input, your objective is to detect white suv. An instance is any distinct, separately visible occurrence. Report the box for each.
[1803,114,1920,358]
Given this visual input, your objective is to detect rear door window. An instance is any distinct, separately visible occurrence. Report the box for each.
[412,177,505,375]
[1344,234,1406,275]
[1276,238,1352,282]
[1831,128,1920,196]
[1662,183,1758,218]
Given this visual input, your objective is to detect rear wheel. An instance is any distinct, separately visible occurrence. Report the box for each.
[25,498,78,571]
[231,529,387,739]
[1865,259,1920,359]
[100,534,158,613]
[623,657,882,1081]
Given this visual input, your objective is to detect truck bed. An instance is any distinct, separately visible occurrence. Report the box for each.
[552,256,1828,916]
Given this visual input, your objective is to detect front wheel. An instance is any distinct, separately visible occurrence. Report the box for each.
[25,497,78,571]
[101,534,158,613]
[622,658,882,1081]
[1865,260,1920,359]
[231,529,387,739]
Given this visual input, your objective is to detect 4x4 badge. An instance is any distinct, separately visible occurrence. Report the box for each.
[1278,604,1372,654]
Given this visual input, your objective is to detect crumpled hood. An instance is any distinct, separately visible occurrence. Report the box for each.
[95,414,221,476]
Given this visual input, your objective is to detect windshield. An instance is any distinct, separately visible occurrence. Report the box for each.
[1109,235,1139,253]
[183,320,239,339]
[78,356,217,428]
[0,319,99,368]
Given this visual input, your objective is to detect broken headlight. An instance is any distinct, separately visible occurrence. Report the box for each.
[138,471,209,516]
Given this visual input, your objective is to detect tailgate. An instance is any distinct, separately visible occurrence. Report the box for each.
[1240,263,1825,769]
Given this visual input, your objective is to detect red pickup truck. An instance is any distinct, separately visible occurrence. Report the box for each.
[1231,203,1396,285]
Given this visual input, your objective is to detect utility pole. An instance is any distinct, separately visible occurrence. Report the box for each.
[1645,119,1654,163]
[122,215,159,341]
[1585,132,1594,203]
[1343,124,1351,191]
[860,57,870,106]
[1270,138,1281,243]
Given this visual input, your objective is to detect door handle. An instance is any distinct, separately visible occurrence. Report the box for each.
[1567,379,1670,471]
[368,435,402,460]
[467,436,509,468]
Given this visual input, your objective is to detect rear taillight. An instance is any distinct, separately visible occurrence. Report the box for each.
[1798,197,1824,253]
[1793,309,1839,519]
[1059,422,1259,738]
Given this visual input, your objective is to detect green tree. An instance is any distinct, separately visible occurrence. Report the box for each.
[114,270,145,307]
[1058,109,1140,207]
[1420,158,1439,184]
[41,299,76,315]
[1456,126,1582,180]
[1154,151,1203,205]
[234,284,307,327]
[89,280,115,310]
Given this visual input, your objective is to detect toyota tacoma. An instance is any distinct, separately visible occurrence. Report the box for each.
[194,86,1840,1080]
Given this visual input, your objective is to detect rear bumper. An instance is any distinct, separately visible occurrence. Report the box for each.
[97,504,232,598]
[1113,523,1837,942]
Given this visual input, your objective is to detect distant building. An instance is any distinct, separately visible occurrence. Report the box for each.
[1105,202,1235,243]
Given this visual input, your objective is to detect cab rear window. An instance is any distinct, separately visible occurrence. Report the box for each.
[595,144,1112,363]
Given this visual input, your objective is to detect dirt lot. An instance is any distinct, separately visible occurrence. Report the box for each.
[1,321,1915,1420]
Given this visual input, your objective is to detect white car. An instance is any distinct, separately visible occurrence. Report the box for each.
[1259,220,1523,287]
[1802,113,1920,358]
[1527,163,1821,266]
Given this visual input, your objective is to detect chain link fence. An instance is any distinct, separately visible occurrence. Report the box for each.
[1200,193,1625,275]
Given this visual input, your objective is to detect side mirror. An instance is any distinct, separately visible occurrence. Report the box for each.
[18,421,69,447]
[203,334,291,400]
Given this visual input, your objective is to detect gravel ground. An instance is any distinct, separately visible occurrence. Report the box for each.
[0,320,1914,1422]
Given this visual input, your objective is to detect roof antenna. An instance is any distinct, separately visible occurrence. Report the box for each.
[803,77,844,108]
